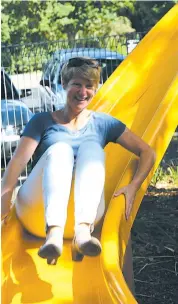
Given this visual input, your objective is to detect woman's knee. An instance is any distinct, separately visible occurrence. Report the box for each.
[45,142,74,159]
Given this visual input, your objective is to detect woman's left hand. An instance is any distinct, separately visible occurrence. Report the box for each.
[114,184,138,220]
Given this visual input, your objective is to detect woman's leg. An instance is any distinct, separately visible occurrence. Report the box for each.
[42,143,74,229]
[72,141,105,260]
[16,142,74,262]
[74,141,105,227]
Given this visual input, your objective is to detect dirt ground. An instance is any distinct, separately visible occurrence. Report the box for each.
[132,187,178,304]
[132,135,178,304]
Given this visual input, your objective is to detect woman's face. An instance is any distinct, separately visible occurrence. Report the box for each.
[64,77,96,112]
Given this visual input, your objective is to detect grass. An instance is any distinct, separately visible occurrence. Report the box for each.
[151,161,178,189]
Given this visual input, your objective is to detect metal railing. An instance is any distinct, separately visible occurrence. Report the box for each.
[2,32,146,74]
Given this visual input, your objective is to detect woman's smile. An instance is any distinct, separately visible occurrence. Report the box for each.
[75,96,88,102]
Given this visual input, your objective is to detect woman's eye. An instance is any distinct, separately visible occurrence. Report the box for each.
[72,83,80,87]
[71,83,93,89]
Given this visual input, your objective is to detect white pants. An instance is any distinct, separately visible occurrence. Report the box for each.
[16,142,105,232]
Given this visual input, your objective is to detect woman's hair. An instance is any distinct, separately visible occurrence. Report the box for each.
[61,57,101,88]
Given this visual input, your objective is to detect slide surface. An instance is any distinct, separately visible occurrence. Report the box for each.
[2,5,178,304]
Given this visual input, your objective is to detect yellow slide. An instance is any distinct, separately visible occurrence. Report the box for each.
[2,5,178,304]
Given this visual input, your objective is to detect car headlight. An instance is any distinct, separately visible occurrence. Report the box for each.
[2,124,25,136]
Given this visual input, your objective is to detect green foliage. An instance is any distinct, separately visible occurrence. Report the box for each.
[1,0,74,44]
[151,166,165,186]
[2,0,175,44]
[1,0,136,45]
[1,0,176,72]
[73,1,135,38]
[123,1,176,32]
[151,161,178,188]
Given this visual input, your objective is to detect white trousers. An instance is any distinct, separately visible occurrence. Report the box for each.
[17,142,105,232]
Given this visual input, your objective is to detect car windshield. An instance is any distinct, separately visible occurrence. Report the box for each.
[99,59,122,83]
[57,58,122,85]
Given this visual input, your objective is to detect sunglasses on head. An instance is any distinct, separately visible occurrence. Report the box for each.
[67,57,99,69]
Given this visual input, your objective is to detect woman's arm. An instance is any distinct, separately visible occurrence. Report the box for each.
[114,128,156,220]
[1,136,38,220]
[116,128,156,189]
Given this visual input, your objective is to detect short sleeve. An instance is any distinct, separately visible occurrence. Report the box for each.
[104,114,126,144]
[22,113,44,143]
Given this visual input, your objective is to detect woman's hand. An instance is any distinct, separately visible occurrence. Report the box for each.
[114,184,137,220]
[1,191,13,221]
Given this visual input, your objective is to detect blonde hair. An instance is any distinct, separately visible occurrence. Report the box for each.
[61,57,101,88]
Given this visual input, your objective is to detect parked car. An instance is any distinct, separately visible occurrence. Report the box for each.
[40,48,126,111]
[1,69,33,159]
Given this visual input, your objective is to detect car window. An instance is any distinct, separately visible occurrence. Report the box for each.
[43,61,53,78]
[99,59,122,83]
[51,61,61,83]
[57,66,63,84]
[1,71,19,100]
[56,58,123,85]
[43,59,59,83]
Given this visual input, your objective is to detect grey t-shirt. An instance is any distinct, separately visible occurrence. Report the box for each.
[22,111,126,167]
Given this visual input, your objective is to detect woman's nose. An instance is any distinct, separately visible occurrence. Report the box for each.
[78,86,87,96]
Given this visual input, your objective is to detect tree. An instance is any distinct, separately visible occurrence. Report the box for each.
[62,1,135,39]
[1,0,74,45]
[1,0,136,45]
[120,1,176,33]
[1,0,176,72]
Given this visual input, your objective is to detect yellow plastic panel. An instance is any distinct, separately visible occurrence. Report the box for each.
[2,5,178,304]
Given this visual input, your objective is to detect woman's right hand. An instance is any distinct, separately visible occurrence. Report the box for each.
[1,191,13,221]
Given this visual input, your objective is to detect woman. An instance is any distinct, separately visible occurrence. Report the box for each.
[1,57,156,265]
